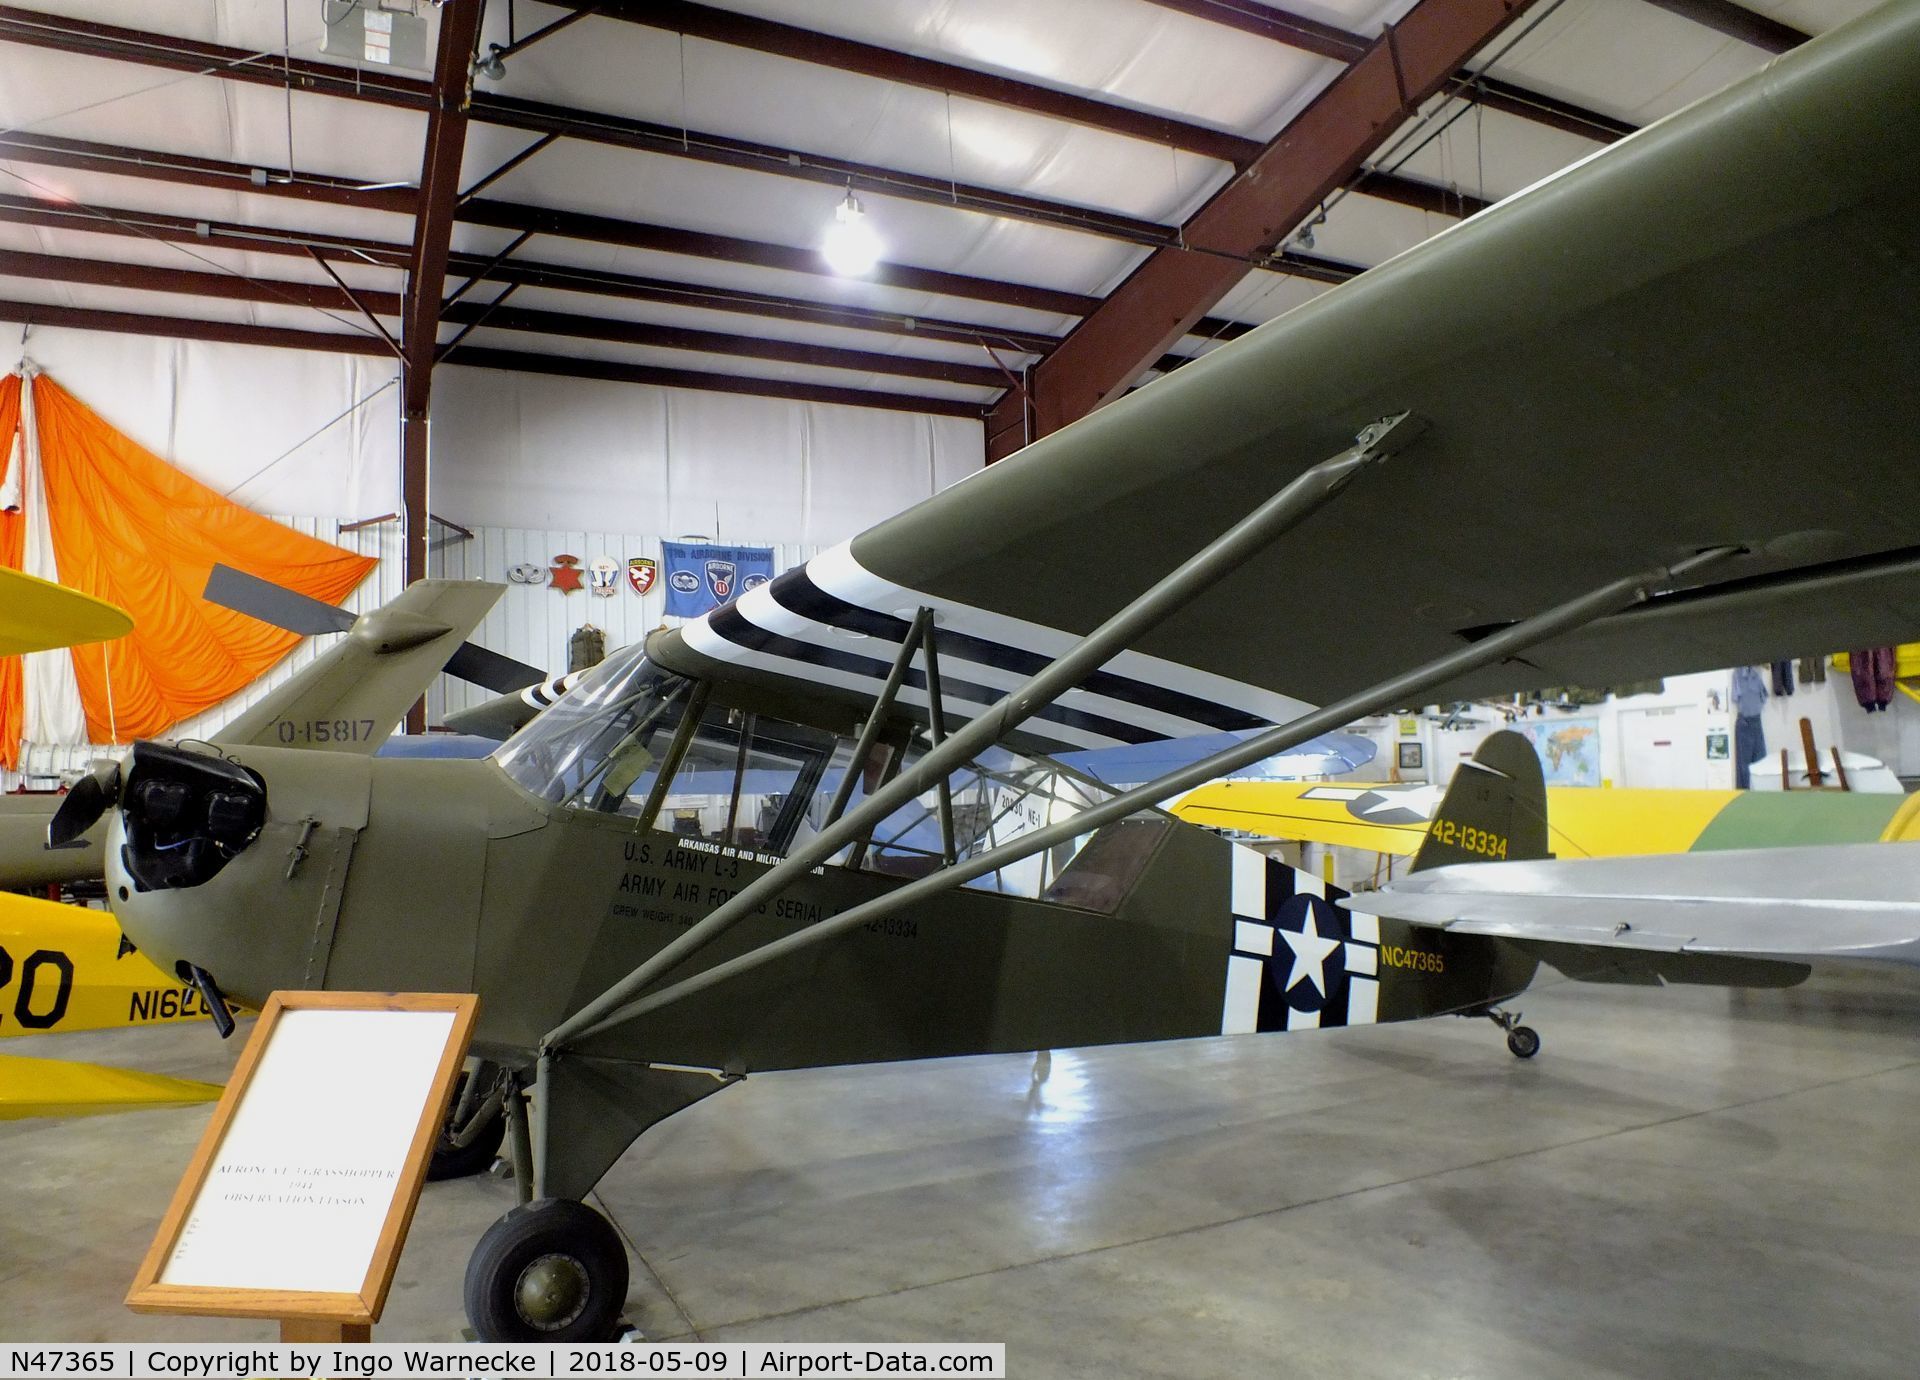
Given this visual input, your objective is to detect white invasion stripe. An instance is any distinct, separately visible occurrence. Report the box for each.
[1348,976,1379,1024]
[1350,912,1380,944]
[809,544,1319,728]
[1346,943,1376,976]
[732,585,1228,742]
[1296,870,1326,899]
[1234,920,1274,957]
[1287,1007,1321,1031]
[1231,846,1266,919]
[1222,955,1263,1035]
[680,616,1126,752]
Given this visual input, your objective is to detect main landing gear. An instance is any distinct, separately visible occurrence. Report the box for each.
[464,1199,629,1342]
[1485,1006,1541,1059]
[430,1063,510,1181]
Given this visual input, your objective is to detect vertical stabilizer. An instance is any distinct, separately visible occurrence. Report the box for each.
[1410,730,1550,872]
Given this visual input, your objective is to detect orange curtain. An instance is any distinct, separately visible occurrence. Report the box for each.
[32,374,377,741]
[0,374,22,769]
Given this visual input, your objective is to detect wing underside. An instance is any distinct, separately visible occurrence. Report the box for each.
[652,5,1920,743]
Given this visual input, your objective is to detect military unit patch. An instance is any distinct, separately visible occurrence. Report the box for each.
[549,553,584,594]
[511,553,667,596]
[1221,846,1380,1034]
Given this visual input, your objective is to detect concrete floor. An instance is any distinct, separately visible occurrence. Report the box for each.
[3,968,1918,1377]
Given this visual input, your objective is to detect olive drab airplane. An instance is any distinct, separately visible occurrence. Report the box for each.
[36,3,1920,1342]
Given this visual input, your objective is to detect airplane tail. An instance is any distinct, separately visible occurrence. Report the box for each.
[1409,730,1550,873]
[213,577,510,755]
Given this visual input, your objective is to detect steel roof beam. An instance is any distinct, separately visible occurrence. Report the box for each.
[0,8,1473,260]
[471,93,1176,248]
[1639,0,1806,53]
[0,296,391,355]
[0,247,402,315]
[587,0,1255,166]
[457,196,1103,318]
[442,299,1007,389]
[0,191,412,265]
[0,4,431,108]
[0,188,1294,361]
[440,344,984,418]
[984,0,1542,460]
[0,131,417,214]
[1139,1,1641,144]
[0,293,977,418]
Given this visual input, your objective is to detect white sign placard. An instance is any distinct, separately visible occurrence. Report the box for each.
[160,1007,456,1292]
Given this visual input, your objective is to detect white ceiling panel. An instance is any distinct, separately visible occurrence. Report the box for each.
[1479,0,1771,127]
[538,0,1325,137]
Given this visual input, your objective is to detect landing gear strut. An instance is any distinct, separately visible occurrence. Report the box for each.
[1485,1007,1541,1059]
[464,1199,629,1342]
[430,1063,509,1181]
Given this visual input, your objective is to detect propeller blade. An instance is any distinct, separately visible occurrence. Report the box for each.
[203,564,354,636]
[442,640,546,695]
[48,759,121,847]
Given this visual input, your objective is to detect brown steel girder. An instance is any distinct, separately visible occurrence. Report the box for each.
[983,0,1544,461]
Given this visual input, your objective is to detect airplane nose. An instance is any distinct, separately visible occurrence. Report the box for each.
[112,742,268,891]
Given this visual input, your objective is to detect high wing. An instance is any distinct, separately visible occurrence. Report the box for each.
[1362,843,1920,970]
[650,4,1920,751]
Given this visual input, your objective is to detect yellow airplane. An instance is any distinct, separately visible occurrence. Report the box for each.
[0,568,220,1116]
[1172,778,1920,860]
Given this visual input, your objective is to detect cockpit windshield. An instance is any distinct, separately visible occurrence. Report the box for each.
[493,643,683,806]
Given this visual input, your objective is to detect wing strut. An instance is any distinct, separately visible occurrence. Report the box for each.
[541,412,1425,1063]
[551,542,1740,1076]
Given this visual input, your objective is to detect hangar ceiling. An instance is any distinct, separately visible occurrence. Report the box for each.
[0,0,1880,574]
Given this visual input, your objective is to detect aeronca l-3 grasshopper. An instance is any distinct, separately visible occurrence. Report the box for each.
[41,2,1920,1341]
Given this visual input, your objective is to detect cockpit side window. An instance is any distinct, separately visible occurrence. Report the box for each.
[842,743,1169,913]
[645,712,837,854]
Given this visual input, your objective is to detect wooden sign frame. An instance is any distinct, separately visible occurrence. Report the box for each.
[127,990,478,1327]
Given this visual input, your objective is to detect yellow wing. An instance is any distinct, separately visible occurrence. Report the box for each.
[1171,781,1435,855]
[1172,781,1750,858]
[0,567,132,656]
[0,1053,219,1119]
[0,892,215,1038]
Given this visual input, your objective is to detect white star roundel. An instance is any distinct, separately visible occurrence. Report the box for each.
[1278,906,1342,996]
[1221,845,1380,1035]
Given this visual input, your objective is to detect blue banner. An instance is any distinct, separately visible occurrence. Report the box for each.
[660,541,776,618]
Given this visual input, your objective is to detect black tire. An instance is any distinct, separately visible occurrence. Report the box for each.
[1507,1025,1541,1060]
[464,1199,629,1342]
[429,1073,507,1182]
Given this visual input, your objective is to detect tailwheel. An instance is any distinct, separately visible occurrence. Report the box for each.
[1505,1025,1541,1060]
[1482,1006,1541,1060]
[464,1198,629,1342]
[429,1067,508,1181]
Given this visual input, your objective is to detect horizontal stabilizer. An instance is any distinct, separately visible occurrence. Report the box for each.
[1363,841,1920,970]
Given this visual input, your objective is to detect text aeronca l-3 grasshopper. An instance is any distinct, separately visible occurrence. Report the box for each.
[47,2,1920,1342]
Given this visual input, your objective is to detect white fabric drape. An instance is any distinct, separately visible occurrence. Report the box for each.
[18,365,87,747]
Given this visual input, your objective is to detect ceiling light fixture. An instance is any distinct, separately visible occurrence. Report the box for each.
[821,192,882,277]
[473,44,506,81]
